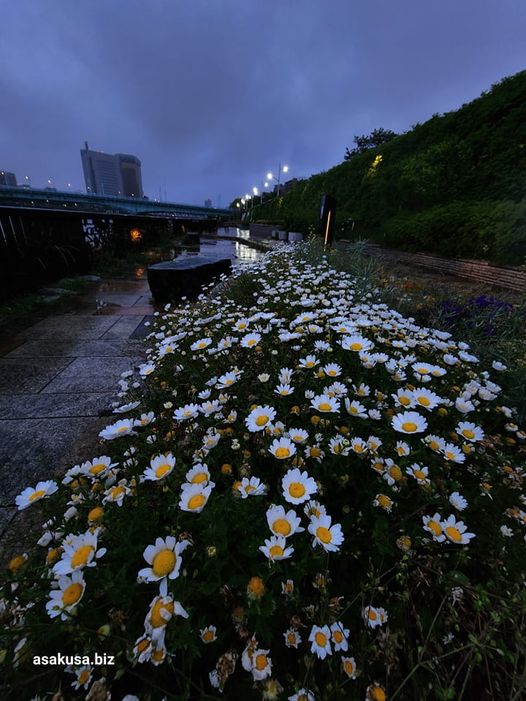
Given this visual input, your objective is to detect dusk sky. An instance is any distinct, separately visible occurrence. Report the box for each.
[1,1,525,206]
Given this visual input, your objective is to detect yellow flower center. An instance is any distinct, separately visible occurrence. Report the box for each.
[78,669,90,684]
[150,599,174,627]
[315,631,327,646]
[255,415,269,426]
[428,520,442,536]
[136,638,150,654]
[287,632,297,645]
[389,466,402,481]
[462,429,475,439]
[247,339,257,346]
[399,396,411,406]
[275,447,291,458]
[197,342,207,349]
[318,402,332,412]
[117,425,129,434]
[429,440,440,450]
[29,489,46,502]
[155,464,172,479]
[62,582,84,606]
[310,447,321,458]
[445,526,462,542]
[269,544,284,558]
[152,648,165,662]
[90,463,106,475]
[333,630,343,643]
[371,687,387,701]
[255,653,268,671]
[378,495,391,509]
[305,361,315,368]
[202,629,215,642]
[401,421,418,432]
[247,576,265,597]
[188,494,206,510]
[316,526,332,543]
[368,608,377,621]
[71,545,94,569]
[350,342,363,351]
[273,518,291,536]
[110,486,125,499]
[191,472,207,484]
[152,549,176,577]
[417,396,430,406]
[344,659,355,675]
[414,470,426,480]
[289,482,306,498]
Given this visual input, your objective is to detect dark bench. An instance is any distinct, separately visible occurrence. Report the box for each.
[147,256,232,302]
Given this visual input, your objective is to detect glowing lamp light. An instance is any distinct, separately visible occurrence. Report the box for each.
[283,165,289,173]
[130,228,142,243]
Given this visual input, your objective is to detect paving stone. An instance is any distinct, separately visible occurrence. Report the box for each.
[18,315,119,340]
[0,416,108,505]
[0,357,74,394]
[41,355,143,393]
[101,316,146,338]
[0,392,114,419]
[6,339,145,358]
[95,293,145,307]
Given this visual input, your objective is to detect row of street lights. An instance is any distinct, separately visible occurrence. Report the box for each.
[238,163,289,209]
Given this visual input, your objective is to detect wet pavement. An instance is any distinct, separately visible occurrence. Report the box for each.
[0,232,267,544]
[0,275,152,541]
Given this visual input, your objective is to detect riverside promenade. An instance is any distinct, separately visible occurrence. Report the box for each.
[0,276,153,543]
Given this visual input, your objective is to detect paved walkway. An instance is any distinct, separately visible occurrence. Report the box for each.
[0,275,154,541]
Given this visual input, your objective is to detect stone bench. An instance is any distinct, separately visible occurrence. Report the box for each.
[147,256,232,303]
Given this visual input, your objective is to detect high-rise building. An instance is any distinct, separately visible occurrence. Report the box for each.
[204,198,213,208]
[0,171,18,187]
[80,142,144,197]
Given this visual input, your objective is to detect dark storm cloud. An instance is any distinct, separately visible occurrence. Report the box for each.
[1,0,525,205]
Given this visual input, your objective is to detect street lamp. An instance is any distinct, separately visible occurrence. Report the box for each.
[266,163,289,197]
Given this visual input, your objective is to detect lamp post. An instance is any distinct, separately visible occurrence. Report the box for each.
[266,163,289,197]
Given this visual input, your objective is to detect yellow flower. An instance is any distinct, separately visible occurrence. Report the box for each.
[247,576,265,600]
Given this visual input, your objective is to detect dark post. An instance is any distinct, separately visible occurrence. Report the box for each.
[320,193,336,249]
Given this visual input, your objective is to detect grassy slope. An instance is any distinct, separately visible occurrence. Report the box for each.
[255,71,526,264]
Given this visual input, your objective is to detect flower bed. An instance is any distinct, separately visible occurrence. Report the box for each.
[2,242,525,700]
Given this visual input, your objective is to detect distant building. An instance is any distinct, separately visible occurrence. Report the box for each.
[0,170,17,187]
[80,142,144,197]
[204,198,213,208]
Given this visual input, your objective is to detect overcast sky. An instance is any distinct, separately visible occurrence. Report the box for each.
[1,0,525,206]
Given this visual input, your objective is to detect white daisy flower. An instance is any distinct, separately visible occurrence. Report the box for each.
[363,605,388,629]
[308,624,332,659]
[304,500,327,520]
[342,656,357,679]
[284,628,302,648]
[246,405,277,432]
[340,334,373,352]
[266,505,304,538]
[259,535,294,562]
[16,480,58,510]
[240,332,261,348]
[251,649,272,681]
[237,476,267,498]
[282,468,317,504]
[173,403,201,421]
[449,492,468,511]
[53,531,106,576]
[442,515,476,544]
[308,515,344,552]
[200,625,217,643]
[269,437,297,460]
[310,394,340,413]
[99,419,136,440]
[179,483,213,513]
[190,337,213,351]
[298,355,319,369]
[46,571,86,620]
[330,621,350,652]
[422,513,445,542]
[391,411,428,434]
[406,463,430,486]
[185,463,214,486]
[143,453,176,481]
[138,536,189,582]
[456,421,484,442]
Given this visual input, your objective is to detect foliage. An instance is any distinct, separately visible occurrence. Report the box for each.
[1,243,526,700]
[344,128,398,160]
[257,71,526,264]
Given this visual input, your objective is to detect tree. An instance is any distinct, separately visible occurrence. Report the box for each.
[344,128,398,160]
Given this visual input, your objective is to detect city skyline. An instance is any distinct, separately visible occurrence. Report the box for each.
[1,1,525,206]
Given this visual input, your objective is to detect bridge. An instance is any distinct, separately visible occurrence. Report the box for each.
[0,187,237,300]
[0,186,233,219]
